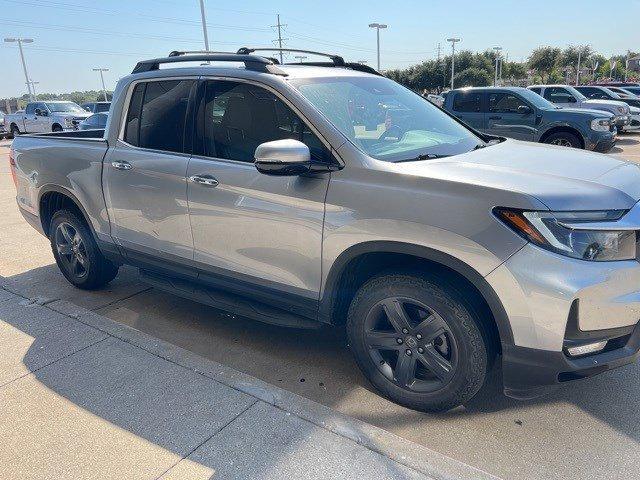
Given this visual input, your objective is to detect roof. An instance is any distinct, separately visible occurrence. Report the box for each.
[451,86,529,92]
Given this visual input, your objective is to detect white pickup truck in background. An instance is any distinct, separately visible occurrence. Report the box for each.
[5,101,91,136]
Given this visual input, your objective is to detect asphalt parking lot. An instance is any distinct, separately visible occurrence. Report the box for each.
[2,134,640,480]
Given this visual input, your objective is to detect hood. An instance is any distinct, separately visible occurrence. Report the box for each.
[396,139,640,211]
[583,99,630,113]
[55,111,91,119]
[544,106,615,118]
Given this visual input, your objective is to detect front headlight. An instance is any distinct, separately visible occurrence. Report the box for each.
[495,208,636,261]
[590,118,611,131]
[617,106,626,114]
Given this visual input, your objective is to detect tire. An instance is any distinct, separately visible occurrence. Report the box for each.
[52,124,63,132]
[10,124,20,137]
[543,131,582,149]
[49,210,119,290]
[347,272,489,412]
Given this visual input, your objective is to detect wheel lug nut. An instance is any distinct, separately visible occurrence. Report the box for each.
[418,347,424,354]
[396,338,403,344]
[405,349,412,356]
[402,328,409,334]
[416,334,422,340]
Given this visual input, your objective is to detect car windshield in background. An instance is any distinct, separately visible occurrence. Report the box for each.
[564,86,587,101]
[290,76,485,162]
[46,102,85,113]
[518,88,559,109]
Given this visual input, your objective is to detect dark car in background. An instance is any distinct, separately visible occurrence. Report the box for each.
[77,112,108,130]
[81,102,111,113]
[575,86,640,131]
[444,87,616,151]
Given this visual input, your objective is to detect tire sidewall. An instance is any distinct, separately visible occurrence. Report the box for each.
[347,274,488,412]
[544,132,581,148]
[49,211,103,289]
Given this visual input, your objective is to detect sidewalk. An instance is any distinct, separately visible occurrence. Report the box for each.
[0,284,500,480]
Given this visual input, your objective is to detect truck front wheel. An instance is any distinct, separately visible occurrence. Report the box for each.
[49,210,119,289]
[10,124,20,138]
[52,124,63,132]
[346,272,489,412]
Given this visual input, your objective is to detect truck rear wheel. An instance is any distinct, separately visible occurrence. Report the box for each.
[346,272,489,412]
[49,210,119,290]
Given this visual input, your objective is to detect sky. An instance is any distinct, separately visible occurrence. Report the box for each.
[1,0,639,98]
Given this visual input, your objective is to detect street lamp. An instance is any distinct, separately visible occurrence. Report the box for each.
[368,23,387,72]
[294,55,307,63]
[446,38,461,89]
[4,37,35,101]
[92,68,109,101]
[493,46,502,86]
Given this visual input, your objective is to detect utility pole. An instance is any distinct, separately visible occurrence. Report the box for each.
[198,0,210,51]
[93,68,109,101]
[368,23,388,72]
[576,49,582,86]
[493,46,502,86]
[273,14,286,64]
[4,37,35,101]
[28,80,39,99]
[436,42,442,62]
[446,38,460,90]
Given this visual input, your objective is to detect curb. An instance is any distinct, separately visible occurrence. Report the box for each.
[2,282,502,480]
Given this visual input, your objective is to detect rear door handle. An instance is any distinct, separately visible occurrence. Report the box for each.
[111,161,132,170]
[189,174,219,187]
[489,116,502,120]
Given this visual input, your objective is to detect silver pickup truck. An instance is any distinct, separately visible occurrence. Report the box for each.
[5,100,91,136]
[9,49,640,412]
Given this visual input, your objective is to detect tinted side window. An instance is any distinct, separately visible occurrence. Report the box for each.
[544,87,574,104]
[139,80,194,153]
[201,80,331,163]
[25,104,35,115]
[124,83,145,146]
[452,92,482,112]
[489,93,528,113]
[529,87,542,95]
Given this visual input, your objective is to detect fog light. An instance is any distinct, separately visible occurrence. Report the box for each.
[566,340,607,357]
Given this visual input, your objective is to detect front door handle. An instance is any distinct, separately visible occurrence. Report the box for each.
[111,161,132,170]
[189,174,219,187]
[489,116,502,120]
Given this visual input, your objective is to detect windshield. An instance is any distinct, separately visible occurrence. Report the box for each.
[623,87,640,95]
[563,86,587,101]
[290,76,485,162]
[46,102,85,113]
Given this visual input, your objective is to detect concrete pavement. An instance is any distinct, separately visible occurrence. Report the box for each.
[2,134,640,479]
[0,285,497,480]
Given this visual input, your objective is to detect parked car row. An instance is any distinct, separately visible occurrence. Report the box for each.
[442,82,640,152]
[2,100,110,137]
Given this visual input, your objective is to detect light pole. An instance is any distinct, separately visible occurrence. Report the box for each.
[446,38,460,89]
[93,68,109,101]
[493,46,502,86]
[28,80,39,98]
[294,55,307,63]
[4,37,35,101]
[198,0,210,51]
[368,23,387,72]
[625,50,631,82]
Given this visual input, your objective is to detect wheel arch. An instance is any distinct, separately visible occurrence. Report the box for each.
[38,185,96,239]
[51,123,63,131]
[539,125,585,148]
[320,241,514,349]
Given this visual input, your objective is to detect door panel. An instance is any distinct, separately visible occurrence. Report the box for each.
[187,79,331,300]
[486,93,537,141]
[102,79,196,262]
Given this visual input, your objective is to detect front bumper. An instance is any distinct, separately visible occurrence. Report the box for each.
[502,321,640,399]
[614,115,631,128]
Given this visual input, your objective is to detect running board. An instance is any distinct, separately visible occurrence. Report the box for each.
[139,269,322,329]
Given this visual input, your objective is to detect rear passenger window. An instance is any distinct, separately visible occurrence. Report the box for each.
[529,87,542,95]
[200,80,332,164]
[488,93,528,113]
[123,80,194,153]
[452,93,482,112]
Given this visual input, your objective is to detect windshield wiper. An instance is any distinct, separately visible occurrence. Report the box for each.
[394,153,449,163]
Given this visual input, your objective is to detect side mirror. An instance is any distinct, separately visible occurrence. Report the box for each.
[254,139,312,176]
[34,108,42,116]
[517,105,532,115]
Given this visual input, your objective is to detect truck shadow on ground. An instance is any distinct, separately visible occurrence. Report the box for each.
[0,267,430,480]
[3,264,640,479]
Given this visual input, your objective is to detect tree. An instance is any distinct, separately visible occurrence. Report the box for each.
[453,67,492,87]
[528,47,561,82]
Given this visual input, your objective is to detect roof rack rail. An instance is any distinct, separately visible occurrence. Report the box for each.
[131,51,286,75]
[287,61,382,76]
[237,47,345,67]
